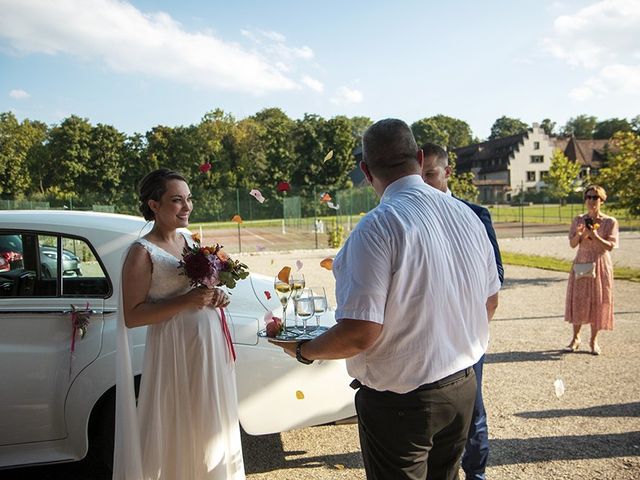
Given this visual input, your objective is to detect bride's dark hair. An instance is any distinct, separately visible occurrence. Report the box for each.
[138,168,187,221]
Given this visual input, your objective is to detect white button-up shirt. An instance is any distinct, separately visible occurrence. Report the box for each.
[333,175,500,393]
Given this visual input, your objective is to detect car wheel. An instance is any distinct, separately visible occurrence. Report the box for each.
[87,388,115,471]
[88,376,141,472]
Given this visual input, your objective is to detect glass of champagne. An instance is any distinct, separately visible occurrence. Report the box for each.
[289,272,305,333]
[311,287,328,330]
[294,289,315,338]
[273,276,293,338]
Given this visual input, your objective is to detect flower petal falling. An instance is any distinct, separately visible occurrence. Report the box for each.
[199,162,212,174]
[323,150,334,163]
[249,189,265,203]
[277,266,291,283]
[320,192,332,203]
[320,257,334,271]
[554,378,565,398]
[231,214,242,224]
[277,181,291,192]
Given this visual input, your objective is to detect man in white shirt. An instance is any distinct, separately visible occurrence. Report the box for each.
[271,119,500,480]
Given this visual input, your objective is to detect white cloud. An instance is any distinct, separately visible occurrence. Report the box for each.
[241,29,314,62]
[544,0,640,101]
[9,89,30,99]
[544,0,640,69]
[301,75,324,93]
[571,63,640,102]
[331,86,363,105]
[0,0,306,94]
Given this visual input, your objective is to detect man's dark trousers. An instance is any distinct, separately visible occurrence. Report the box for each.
[461,355,488,480]
[355,369,476,480]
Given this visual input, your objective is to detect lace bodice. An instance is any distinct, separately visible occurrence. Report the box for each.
[135,232,193,301]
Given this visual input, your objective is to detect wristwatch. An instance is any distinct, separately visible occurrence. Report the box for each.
[296,340,314,365]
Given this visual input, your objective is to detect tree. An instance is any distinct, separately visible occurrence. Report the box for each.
[411,115,473,150]
[599,131,640,215]
[561,115,597,138]
[488,116,528,140]
[540,118,556,136]
[631,115,640,135]
[250,107,296,190]
[545,149,582,202]
[593,118,631,140]
[349,116,373,141]
[84,123,127,205]
[44,115,93,199]
[0,112,47,197]
[447,151,478,201]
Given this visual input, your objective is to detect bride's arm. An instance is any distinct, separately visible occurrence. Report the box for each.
[122,244,216,328]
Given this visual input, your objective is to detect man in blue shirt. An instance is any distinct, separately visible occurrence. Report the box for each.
[422,142,504,480]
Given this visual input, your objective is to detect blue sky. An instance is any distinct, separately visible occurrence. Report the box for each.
[1,0,638,139]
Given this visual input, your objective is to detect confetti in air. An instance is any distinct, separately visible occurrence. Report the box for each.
[554,378,565,398]
[323,150,334,163]
[199,162,212,173]
[249,189,265,203]
[231,214,243,224]
[277,181,291,192]
[327,202,340,210]
[320,257,334,271]
[277,266,291,283]
[320,192,332,203]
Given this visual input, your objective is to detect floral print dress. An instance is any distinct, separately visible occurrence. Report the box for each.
[564,214,619,331]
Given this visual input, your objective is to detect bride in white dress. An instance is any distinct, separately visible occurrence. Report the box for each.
[113,169,245,480]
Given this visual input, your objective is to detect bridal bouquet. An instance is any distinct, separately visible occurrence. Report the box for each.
[179,241,249,289]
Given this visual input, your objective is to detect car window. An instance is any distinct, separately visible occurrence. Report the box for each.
[0,233,109,298]
[61,237,108,296]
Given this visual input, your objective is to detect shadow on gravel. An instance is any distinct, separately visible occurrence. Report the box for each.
[486,350,565,363]
[516,401,640,419]
[489,431,640,465]
[241,430,363,474]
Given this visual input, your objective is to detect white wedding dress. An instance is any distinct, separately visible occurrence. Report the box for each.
[114,232,245,480]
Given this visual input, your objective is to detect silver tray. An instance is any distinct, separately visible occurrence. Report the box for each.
[258,325,329,343]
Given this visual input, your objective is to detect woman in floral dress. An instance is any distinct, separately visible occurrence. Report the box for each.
[564,185,619,356]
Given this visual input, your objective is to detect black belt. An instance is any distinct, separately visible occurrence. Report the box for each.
[350,367,473,393]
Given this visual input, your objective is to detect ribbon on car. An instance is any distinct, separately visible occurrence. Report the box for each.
[219,307,236,362]
[69,303,92,377]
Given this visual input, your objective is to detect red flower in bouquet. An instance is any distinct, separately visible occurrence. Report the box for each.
[179,241,249,289]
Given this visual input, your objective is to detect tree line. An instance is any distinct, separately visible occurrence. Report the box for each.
[1,109,638,218]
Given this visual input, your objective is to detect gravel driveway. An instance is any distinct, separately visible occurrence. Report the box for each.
[4,238,639,480]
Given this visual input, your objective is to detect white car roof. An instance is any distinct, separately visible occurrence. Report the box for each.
[0,210,148,236]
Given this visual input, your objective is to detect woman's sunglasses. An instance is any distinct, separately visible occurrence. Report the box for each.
[585,195,600,200]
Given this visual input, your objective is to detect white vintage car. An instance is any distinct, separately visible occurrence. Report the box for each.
[0,210,356,470]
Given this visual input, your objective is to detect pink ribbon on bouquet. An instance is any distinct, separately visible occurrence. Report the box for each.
[218,308,236,362]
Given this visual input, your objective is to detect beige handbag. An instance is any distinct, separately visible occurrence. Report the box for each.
[573,262,596,279]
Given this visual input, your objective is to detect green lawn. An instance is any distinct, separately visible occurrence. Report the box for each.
[502,252,640,283]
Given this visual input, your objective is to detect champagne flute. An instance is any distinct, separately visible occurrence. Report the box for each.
[310,287,328,330]
[273,276,293,338]
[289,272,305,332]
[294,289,314,338]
